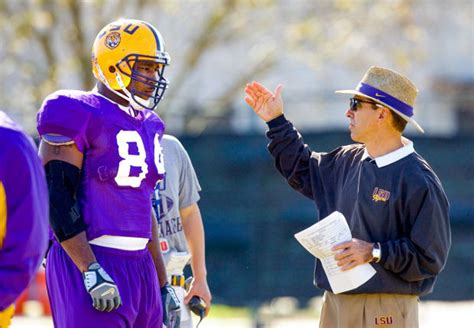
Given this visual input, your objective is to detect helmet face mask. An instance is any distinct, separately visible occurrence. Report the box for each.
[92,19,171,111]
[118,55,169,110]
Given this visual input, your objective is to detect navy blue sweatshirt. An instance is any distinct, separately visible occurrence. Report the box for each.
[267,115,451,296]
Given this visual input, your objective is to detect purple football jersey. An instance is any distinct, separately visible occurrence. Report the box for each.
[0,111,49,310]
[37,90,166,240]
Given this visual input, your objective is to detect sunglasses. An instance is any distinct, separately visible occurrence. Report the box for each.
[349,98,382,112]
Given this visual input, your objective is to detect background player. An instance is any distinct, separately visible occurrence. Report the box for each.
[37,19,178,327]
[244,66,451,328]
[152,134,212,327]
[0,111,49,327]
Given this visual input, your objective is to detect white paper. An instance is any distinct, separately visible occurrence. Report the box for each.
[294,211,376,294]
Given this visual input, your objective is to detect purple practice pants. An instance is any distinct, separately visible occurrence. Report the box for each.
[46,242,162,328]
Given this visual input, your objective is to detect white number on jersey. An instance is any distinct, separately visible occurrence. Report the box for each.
[115,131,148,187]
[154,134,165,176]
[114,130,165,188]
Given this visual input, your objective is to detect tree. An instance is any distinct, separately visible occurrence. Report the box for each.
[0,0,471,133]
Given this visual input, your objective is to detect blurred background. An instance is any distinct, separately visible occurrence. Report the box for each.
[1,0,473,327]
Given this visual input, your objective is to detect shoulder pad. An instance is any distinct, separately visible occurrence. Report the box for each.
[144,110,165,139]
[37,90,92,152]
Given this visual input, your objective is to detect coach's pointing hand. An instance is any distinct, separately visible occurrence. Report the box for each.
[244,82,284,122]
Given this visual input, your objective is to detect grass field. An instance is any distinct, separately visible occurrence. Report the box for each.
[10,300,474,327]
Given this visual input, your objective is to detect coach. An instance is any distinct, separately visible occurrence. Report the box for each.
[244,66,451,328]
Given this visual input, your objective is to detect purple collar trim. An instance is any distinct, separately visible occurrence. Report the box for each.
[358,83,413,117]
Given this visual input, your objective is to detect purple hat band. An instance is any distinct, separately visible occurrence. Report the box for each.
[358,82,413,117]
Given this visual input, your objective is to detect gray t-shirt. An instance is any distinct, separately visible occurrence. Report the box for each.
[153,135,201,266]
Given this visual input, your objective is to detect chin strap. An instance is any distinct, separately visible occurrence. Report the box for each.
[114,71,153,111]
[94,63,152,111]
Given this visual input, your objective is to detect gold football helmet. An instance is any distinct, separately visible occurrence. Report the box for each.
[92,19,170,110]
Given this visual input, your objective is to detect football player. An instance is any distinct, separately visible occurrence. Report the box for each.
[0,111,49,327]
[152,135,212,328]
[37,19,179,327]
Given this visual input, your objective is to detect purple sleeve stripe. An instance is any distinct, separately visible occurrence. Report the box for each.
[42,134,74,145]
[37,126,86,152]
[359,83,413,117]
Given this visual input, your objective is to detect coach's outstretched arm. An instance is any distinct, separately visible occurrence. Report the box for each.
[244,82,320,200]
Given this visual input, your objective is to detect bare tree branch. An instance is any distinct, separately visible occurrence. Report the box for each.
[30,1,58,100]
[65,0,93,89]
[162,0,239,109]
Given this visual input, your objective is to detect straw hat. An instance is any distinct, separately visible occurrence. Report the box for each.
[336,66,424,133]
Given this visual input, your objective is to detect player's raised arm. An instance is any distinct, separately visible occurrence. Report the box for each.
[244,82,284,122]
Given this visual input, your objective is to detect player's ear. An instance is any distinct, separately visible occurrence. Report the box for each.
[378,107,389,120]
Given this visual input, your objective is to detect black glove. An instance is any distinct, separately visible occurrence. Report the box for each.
[161,282,180,327]
[83,262,122,312]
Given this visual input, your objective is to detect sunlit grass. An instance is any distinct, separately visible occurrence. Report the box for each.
[208,304,252,318]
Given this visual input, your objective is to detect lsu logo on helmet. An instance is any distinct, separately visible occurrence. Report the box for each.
[105,32,121,49]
